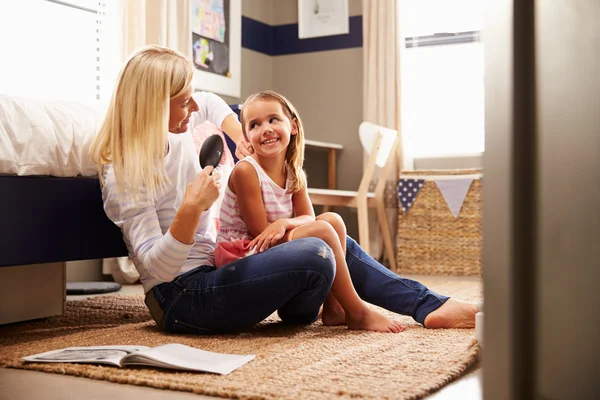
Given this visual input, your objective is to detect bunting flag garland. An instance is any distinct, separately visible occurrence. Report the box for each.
[397,179,425,214]
[434,178,474,218]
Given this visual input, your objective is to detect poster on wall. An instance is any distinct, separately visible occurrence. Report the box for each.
[191,0,241,98]
[298,0,349,39]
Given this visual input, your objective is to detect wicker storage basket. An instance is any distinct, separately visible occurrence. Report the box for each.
[396,169,482,276]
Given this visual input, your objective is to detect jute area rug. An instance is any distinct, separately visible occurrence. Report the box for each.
[0,278,481,400]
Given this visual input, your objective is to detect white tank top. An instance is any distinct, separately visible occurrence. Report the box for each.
[216,156,294,245]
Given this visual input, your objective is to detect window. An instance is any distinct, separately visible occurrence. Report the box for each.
[0,0,118,104]
[400,0,484,163]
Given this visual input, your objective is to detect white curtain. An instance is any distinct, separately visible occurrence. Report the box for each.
[362,0,404,265]
[119,0,192,61]
[102,0,193,282]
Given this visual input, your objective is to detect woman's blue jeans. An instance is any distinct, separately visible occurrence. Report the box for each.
[147,237,448,334]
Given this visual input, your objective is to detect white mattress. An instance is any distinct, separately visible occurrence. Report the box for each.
[0,94,105,177]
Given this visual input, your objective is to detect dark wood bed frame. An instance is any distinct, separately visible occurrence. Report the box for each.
[0,175,128,324]
[0,175,128,268]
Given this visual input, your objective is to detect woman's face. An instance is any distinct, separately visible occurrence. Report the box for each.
[169,86,199,134]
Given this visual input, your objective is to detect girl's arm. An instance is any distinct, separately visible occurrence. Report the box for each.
[230,161,270,237]
[267,187,316,232]
[290,187,316,223]
[232,164,317,252]
[232,163,316,235]
[248,188,316,252]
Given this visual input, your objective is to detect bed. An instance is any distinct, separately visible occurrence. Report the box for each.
[0,95,129,268]
[0,95,238,324]
[0,174,130,324]
[0,95,129,323]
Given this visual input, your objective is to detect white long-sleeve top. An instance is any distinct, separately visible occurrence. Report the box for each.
[101,91,234,293]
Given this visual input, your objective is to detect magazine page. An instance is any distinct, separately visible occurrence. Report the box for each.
[22,345,150,367]
[122,343,255,375]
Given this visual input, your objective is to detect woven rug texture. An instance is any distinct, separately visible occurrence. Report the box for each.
[0,278,482,400]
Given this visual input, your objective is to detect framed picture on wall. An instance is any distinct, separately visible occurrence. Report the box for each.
[298,0,349,39]
[191,0,241,98]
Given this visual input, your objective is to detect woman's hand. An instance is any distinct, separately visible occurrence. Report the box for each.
[249,219,288,253]
[171,166,221,245]
[235,137,254,159]
[183,166,221,210]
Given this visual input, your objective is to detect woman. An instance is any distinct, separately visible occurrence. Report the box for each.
[91,45,477,334]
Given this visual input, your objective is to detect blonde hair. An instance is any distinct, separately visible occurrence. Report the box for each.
[90,45,194,200]
[240,91,307,193]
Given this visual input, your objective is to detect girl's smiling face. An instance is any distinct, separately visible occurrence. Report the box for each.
[243,100,297,158]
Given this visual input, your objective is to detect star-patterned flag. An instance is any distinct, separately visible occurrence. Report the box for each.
[397,179,425,214]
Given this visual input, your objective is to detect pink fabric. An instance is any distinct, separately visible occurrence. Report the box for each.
[215,240,253,268]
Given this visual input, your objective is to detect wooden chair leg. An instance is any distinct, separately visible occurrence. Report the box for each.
[376,198,396,271]
[323,149,337,214]
[371,134,400,271]
[356,197,370,254]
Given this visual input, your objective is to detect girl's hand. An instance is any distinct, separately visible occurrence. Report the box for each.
[183,166,221,210]
[235,137,254,159]
[249,220,287,253]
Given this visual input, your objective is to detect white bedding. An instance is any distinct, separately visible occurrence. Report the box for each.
[0,94,105,177]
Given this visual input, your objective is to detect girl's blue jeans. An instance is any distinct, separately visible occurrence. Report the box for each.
[146,237,449,334]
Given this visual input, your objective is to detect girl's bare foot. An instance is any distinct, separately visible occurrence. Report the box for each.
[347,308,405,333]
[423,299,478,329]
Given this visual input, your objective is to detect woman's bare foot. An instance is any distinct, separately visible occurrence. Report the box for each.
[423,299,478,329]
[322,295,346,326]
[347,308,405,333]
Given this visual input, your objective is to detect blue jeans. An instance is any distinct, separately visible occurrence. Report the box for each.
[149,238,335,334]
[147,237,448,334]
[344,236,449,325]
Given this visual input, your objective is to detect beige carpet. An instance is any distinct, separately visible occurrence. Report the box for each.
[0,278,481,400]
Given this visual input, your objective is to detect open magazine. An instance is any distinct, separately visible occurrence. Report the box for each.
[22,343,255,375]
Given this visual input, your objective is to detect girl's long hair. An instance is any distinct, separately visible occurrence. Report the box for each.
[240,91,307,193]
[90,45,194,200]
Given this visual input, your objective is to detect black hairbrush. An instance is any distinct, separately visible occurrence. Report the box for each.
[199,134,224,171]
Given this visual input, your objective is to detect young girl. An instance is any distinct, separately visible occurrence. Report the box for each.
[215,91,405,333]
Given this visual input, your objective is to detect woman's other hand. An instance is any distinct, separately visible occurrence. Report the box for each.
[221,113,252,159]
[235,137,254,159]
[184,166,221,210]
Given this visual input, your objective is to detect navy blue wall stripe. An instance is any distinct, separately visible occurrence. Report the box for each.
[241,16,275,55]
[241,16,362,56]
